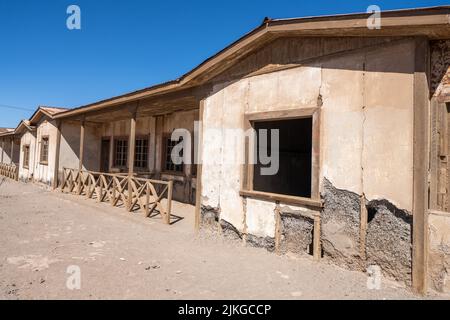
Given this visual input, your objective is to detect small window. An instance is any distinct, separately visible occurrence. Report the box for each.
[253,118,312,198]
[40,137,49,164]
[163,135,184,173]
[134,137,149,169]
[114,138,128,167]
[23,145,30,168]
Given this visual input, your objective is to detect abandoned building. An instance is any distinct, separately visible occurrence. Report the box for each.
[1,6,450,295]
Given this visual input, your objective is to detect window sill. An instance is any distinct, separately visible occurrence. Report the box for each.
[40,162,48,166]
[239,190,322,208]
[161,171,185,177]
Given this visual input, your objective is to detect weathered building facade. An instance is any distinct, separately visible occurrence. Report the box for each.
[15,107,68,184]
[0,128,19,165]
[1,6,450,295]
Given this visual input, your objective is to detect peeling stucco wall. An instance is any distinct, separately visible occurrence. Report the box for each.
[366,199,412,284]
[200,37,416,282]
[321,178,361,269]
[279,212,314,256]
[428,213,450,293]
[431,40,450,99]
[428,40,450,294]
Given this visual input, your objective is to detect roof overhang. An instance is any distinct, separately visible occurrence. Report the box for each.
[0,130,16,138]
[29,106,68,124]
[54,6,450,119]
[15,120,36,135]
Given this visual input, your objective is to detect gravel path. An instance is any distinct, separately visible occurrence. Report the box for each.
[0,178,435,299]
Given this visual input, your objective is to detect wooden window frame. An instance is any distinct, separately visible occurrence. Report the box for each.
[161,132,185,176]
[112,136,152,171]
[134,135,150,170]
[23,144,30,169]
[40,136,49,165]
[240,107,322,208]
[113,136,129,169]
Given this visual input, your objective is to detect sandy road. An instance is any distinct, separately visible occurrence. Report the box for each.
[0,178,438,299]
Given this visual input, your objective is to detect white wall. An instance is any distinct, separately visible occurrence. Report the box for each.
[201,40,416,237]
[18,130,37,181]
[33,119,58,185]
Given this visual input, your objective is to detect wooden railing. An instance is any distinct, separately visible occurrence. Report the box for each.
[60,168,173,224]
[0,163,19,181]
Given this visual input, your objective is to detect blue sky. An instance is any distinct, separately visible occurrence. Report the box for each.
[0,0,448,127]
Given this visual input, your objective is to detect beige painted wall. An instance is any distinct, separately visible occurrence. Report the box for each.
[33,119,58,185]
[0,137,19,164]
[201,39,415,237]
[18,130,37,180]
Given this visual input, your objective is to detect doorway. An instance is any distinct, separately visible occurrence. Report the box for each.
[100,138,110,172]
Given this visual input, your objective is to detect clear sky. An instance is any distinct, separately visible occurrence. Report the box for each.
[0,0,448,127]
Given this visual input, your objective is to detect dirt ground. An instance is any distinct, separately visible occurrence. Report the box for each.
[0,178,445,300]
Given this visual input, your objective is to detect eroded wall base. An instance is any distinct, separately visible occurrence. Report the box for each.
[321,179,362,269]
[321,178,412,283]
[366,200,412,284]
[200,178,414,285]
[428,213,450,293]
[279,212,314,256]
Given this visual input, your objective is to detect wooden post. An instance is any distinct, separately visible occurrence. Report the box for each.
[10,137,14,165]
[274,203,281,254]
[109,136,114,172]
[145,182,150,216]
[127,109,137,211]
[412,37,430,295]
[1,138,4,163]
[52,120,62,190]
[60,168,66,192]
[194,100,204,232]
[166,180,173,224]
[313,212,321,261]
[78,119,85,194]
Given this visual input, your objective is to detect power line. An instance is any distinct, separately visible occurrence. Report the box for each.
[0,104,34,112]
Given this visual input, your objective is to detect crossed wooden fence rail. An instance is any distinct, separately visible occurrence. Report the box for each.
[60,168,173,224]
[0,163,19,181]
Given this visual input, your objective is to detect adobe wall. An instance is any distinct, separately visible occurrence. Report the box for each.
[200,37,415,283]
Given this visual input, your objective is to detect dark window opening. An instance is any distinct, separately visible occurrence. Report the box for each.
[163,135,184,173]
[114,138,128,167]
[134,138,149,169]
[23,145,30,168]
[253,118,312,198]
[40,137,49,164]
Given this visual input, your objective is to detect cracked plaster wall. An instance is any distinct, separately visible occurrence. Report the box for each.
[200,38,416,278]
